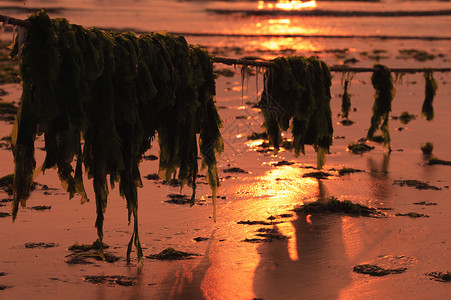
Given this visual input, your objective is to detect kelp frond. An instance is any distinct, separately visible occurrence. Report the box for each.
[10,10,223,261]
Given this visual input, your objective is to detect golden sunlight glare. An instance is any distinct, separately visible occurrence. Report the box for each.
[276,0,317,10]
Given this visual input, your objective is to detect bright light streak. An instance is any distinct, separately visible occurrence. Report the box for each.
[276,0,317,10]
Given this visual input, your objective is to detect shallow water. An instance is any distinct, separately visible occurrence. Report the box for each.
[1,0,451,299]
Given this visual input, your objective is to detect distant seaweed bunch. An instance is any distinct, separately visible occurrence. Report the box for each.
[341,72,354,120]
[10,10,223,262]
[422,70,437,121]
[367,64,395,151]
[259,56,333,169]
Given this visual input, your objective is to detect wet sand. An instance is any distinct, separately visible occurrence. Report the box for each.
[1,1,451,298]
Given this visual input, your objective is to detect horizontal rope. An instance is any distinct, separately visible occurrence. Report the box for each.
[213,57,451,73]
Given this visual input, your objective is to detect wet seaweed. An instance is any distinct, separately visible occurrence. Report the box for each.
[294,197,382,217]
[353,264,407,276]
[144,173,159,180]
[336,167,365,176]
[393,179,441,190]
[223,167,248,173]
[258,56,333,169]
[193,237,209,242]
[367,64,395,151]
[428,158,451,166]
[83,275,136,286]
[413,201,437,206]
[68,240,109,252]
[398,49,435,62]
[65,255,94,265]
[426,271,451,282]
[347,142,375,154]
[302,171,333,179]
[392,111,415,124]
[237,220,283,226]
[0,212,11,217]
[10,10,223,262]
[0,101,18,122]
[165,193,193,205]
[146,247,199,260]
[272,160,295,167]
[30,205,51,210]
[395,212,429,218]
[422,71,437,121]
[25,242,58,248]
[421,142,433,155]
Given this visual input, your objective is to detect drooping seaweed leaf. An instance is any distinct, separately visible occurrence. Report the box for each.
[367,64,395,151]
[341,79,351,120]
[421,70,437,121]
[258,56,333,169]
[10,10,223,262]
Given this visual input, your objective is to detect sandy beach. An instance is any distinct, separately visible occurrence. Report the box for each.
[1,1,451,299]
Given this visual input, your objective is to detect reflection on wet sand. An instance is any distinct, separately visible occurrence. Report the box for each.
[253,180,351,299]
[367,153,391,206]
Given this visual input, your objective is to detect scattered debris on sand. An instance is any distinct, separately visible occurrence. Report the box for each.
[294,197,383,217]
[426,271,451,282]
[30,205,51,211]
[421,142,433,155]
[335,167,365,176]
[353,264,407,276]
[223,167,248,174]
[83,275,136,286]
[0,212,10,218]
[413,201,437,206]
[193,237,209,242]
[428,158,451,166]
[347,142,375,154]
[25,242,58,249]
[68,240,109,252]
[271,160,295,167]
[144,173,160,180]
[393,179,441,190]
[146,247,199,260]
[302,171,333,179]
[237,220,284,226]
[395,212,429,218]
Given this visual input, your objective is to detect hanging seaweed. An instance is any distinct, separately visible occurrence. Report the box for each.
[367,64,395,150]
[258,56,333,169]
[341,73,353,120]
[421,70,437,121]
[10,10,223,262]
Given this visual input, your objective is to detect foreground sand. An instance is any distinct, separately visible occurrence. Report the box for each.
[1,30,451,299]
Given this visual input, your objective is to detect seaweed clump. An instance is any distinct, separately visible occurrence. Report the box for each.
[428,158,451,166]
[146,247,199,260]
[347,142,374,154]
[353,264,407,276]
[426,271,451,282]
[393,179,441,190]
[421,142,433,155]
[294,197,382,217]
[10,10,223,262]
[259,56,333,169]
[367,64,395,151]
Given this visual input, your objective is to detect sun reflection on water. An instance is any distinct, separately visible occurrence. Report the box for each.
[258,0,317,10]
